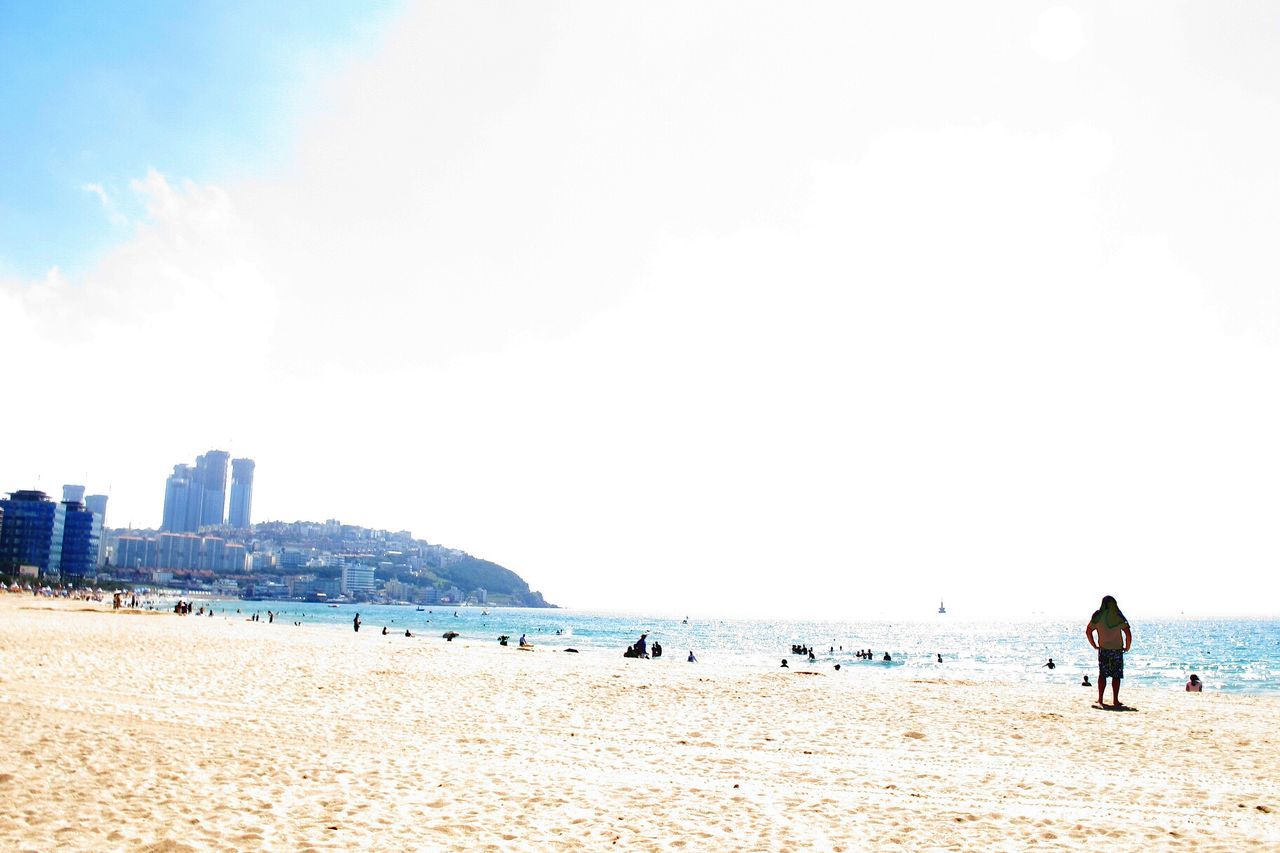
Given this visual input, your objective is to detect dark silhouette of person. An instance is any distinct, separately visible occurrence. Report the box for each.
[1043,657,1056,670]
[1085,594,1133,707]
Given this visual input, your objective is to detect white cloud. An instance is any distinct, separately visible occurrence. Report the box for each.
[81,182,127,226]
[2,171,277,522]
[1031,6,1087,63]
[6,2,1280,619]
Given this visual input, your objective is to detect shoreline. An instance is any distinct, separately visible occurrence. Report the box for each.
[2,595,1278,849]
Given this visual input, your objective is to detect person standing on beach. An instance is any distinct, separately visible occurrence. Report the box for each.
[1085,595,1132,707]
[353,613,361,633]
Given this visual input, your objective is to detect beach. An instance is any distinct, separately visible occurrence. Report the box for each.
[1,595,1277,851]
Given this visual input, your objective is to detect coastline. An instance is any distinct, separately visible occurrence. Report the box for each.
[1,594,1277,850]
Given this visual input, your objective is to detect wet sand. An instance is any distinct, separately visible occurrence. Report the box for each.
[1,594,1277,850]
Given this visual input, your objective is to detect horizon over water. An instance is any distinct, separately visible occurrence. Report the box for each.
[199,599,1280,695]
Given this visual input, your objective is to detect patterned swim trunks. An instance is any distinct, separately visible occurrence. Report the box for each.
[1098,648,1124,680]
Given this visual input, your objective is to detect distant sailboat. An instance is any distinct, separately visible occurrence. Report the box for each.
[938,599,946,615]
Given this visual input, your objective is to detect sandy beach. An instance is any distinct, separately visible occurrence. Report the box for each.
[0,595,1276,851]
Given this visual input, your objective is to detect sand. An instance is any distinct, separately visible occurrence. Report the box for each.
[0,595,1277,851]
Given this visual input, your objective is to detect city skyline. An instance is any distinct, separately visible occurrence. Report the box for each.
[158,450,255,533]
[4,4,1280,620]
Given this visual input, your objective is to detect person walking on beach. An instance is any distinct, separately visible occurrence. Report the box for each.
[1085,595,1132,707]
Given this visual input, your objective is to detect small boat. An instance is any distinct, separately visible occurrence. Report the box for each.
[327,603,340,608]
[416,607,425,611]
[938,599,946,615]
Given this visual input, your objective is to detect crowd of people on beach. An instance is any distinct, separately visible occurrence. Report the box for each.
[7,582,105,601]
[1,585,1218,695]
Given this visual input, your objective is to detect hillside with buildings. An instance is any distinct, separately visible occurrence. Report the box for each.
[105,519,554,607]
[1,449,554,607]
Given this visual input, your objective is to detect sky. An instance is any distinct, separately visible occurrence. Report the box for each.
[3,2,1279,621]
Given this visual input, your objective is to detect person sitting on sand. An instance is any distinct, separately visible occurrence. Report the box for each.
[780,659,789,668]
[382,626,388,635]
[1082,675,1091,687]
[937,653,943,663]
[1186,674,1202,692]
[404,629,413,637]
[1085,595,1133,707]
[519,633,528,646]
[688,650,697,663]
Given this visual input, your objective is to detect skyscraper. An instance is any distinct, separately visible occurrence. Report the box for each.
[228,458,255,529]
[197,450,230,528]
[162,464,195,532]
[84,494,108,566]
[161,450,232,532]
[50,499,96,579]
[0,490,57,572]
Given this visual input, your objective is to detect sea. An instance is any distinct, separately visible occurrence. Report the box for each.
[198,600,1280,695]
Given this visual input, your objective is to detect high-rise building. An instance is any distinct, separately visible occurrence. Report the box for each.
[228,458,255,529]
[197,451,230,528]
[223,542,248,572]
[50,500,97,580]
[157,533,201,570]
[161,450,233,532]
[0,490,94,579]
[0,490,57,572]
[115,536,150,570]
[340,564,376,595]
[162,464,195,532]
[62,484,86,503]
[200,536,225,571]
[84,494,108,566]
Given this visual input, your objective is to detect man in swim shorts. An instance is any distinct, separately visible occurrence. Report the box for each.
[1085,595,1132,707]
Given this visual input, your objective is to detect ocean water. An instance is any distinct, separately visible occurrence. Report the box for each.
[199,600,1280,695]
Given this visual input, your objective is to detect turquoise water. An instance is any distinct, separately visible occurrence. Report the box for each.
[200,601,1280,694]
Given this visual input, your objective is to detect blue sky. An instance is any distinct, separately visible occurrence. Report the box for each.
[0,0,400,278]
[3,3,1279,619]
